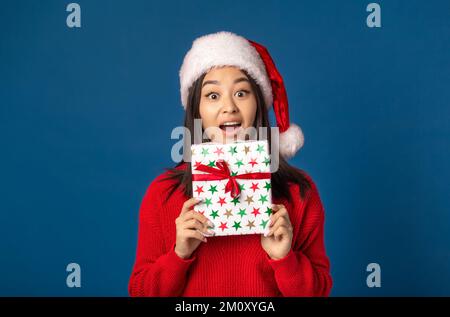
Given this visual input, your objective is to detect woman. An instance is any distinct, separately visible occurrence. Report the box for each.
[128,31,332,297]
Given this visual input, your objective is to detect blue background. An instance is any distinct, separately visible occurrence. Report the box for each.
[1,0,449,296]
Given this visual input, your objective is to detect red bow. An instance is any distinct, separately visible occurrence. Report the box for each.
[192,160,270,198]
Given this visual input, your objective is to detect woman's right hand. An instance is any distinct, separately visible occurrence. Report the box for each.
[174,197,214,259]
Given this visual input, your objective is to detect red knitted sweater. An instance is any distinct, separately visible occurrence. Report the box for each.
[128,163,332,297]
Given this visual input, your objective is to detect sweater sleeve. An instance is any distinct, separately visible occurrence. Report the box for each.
[267,181,333,297]
[128,180,196,297]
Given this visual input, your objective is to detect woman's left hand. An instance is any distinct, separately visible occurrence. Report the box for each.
[261,204,293,260]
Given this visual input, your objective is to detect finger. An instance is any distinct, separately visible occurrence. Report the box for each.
[272,216,288,229]
[266,222,286,237]
[271,204,286,212]
[269,208,289,227]
[182,218,204,231]
[267,221,292,237]
[273,226,289,241]
[183,210,214,228]
[180,197,203,215]
[183,228,207,242]
[183,219,215,236]
[271,205,287,217]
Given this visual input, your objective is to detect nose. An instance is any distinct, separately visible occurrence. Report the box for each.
[221,95,239,114]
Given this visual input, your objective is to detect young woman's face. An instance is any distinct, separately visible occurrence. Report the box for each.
[199,66,257,143]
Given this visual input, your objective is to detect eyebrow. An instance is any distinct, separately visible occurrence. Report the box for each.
[202,77,250,88]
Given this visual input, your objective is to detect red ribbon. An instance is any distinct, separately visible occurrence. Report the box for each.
[192,160,270,198]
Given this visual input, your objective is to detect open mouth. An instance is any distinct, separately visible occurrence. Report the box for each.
[219,121,241,130]
[219,121,242,137]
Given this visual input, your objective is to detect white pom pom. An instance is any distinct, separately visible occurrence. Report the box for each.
[279,123,304,159]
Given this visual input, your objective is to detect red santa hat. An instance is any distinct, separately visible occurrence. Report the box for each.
[179,31,304,158]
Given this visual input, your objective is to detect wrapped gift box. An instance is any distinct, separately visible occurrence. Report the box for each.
[191,140,272,237]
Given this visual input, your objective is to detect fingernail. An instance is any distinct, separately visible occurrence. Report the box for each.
[204,238,208,243]
[196,197,203,202]
[206,229,215,235]
[207,221,214,228]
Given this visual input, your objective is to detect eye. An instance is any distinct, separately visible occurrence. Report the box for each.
[206,92,219,100]
[235,90,250,98]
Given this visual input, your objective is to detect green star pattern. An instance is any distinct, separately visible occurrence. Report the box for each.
[237,208,247,217]
[207,160,216,167]
[260,219,269,229]
[235,159,244,168]
[208,185,218,194]
[192,142,273,236]
[258,194,268,203]
[210,210,219,219]
[204,198,212,207]
[231,197,240,206]
[228,146,238,155]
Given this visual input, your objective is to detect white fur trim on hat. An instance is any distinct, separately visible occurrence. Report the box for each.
[279,123,304,159]
[179,31,273,109]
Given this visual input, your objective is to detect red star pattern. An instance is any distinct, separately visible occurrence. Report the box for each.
[219,222,228,232]
[251,207,260,216]
[217,196,226,206]
[191,142,272,236]
[214,147,224,156]
[249,158,258,167]
[195,185,204,195]
[250,182,259,192]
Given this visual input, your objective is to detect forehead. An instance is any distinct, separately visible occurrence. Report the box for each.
[203,66,248,81]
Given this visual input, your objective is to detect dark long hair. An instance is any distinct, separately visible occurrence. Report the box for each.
[163,69,311,202]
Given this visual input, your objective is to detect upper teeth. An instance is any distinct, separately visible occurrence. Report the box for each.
[222,122,240,126]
